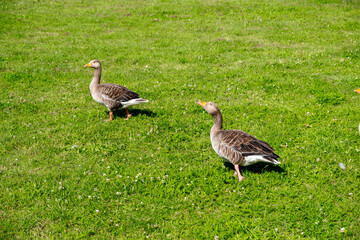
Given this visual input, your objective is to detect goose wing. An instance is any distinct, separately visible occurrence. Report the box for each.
[100,84,140,102]
[97,84,141,110]
[218,130,279,164]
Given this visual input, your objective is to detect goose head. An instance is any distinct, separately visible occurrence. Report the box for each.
[84,60,101,69]
[197,101,220,116]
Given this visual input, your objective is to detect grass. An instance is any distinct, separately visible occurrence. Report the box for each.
[1,0,360,238]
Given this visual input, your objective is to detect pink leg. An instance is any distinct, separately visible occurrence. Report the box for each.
[105,111,113,121]
[125,108,132,120]
[234,164,245,181]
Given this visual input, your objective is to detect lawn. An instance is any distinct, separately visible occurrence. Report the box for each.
[1,0,360,238]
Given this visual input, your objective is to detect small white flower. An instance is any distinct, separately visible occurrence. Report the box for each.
[95,209,99,213]
[116,192,120,195]
[88,196,91,199]
[78,195,82,199]
[339,163,346,169]
[340,227,345,233]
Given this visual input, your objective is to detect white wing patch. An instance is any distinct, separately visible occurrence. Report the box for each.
[121,98,149,108]
[241,155,280,166]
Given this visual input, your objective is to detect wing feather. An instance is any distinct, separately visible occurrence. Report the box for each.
[99,84,140,102]
[217,130,279,164]
[97,83,142,110]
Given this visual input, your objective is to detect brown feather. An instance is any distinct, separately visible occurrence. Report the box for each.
[98,84,141,111]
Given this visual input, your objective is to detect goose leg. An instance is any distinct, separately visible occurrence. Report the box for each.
[125,108,132,120]
[234,164,245,181]
[104,111,114,121]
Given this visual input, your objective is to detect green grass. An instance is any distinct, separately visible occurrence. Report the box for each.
[1,0,360,238]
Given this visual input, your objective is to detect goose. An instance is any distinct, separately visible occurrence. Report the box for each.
[197,101,280,181]
[84,60,149,121]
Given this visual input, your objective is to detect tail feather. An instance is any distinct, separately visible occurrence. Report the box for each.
[136,98,149,102]
[121,98,149,108]
[264,156,281,165]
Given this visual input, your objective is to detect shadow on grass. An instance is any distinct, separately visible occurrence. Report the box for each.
[110,108,156,119]
[223,161,285,175]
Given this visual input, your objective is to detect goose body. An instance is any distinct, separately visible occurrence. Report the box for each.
[85,60,148,120]
[198,101,280,181]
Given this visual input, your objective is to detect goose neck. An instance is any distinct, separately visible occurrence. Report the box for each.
[211,111,223,134]
[91,67,101,85]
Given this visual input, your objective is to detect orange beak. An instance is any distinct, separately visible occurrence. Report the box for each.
[354,88,360,94]
[197,101,207,107]
[84,63,92,67]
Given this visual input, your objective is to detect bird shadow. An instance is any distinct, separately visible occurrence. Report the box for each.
[111,108,156,119]
[223,161,285,175]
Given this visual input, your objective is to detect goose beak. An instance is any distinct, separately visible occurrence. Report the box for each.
[197,101,207,107]
[354,88,360,94]
[84,63,92,67]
